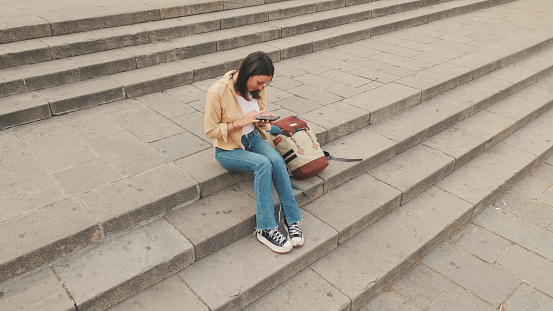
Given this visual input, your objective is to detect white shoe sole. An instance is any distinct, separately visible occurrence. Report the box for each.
[256,233,293,254]
[291,237,304,248]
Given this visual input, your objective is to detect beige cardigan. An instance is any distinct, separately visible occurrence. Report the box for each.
[204,71,271,150]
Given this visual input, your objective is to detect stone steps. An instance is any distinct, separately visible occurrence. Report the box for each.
[246,104,553,310]
[106,63,553,310]
[2,11,553,308]
[0,0,296,44]
[0,0,548,287]
[0,0,515,130]
[0,0,355,70]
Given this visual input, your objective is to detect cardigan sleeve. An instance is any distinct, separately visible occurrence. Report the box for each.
[204,88,229,142]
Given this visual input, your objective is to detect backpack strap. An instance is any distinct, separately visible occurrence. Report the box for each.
[323,151,363,162]
[290,182,308,196]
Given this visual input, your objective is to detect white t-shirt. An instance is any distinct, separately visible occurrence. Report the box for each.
[236,94,259,135]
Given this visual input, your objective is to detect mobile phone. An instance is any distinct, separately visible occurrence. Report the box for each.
[255,115,280,121]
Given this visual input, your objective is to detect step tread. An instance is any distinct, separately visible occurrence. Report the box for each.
[4,0,552,310]
[259,112,553,310]
[2,2,551,284]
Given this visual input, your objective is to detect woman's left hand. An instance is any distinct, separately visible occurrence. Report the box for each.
[256,112,276,127]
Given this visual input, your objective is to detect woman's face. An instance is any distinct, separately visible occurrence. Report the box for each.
[247,75,272,92]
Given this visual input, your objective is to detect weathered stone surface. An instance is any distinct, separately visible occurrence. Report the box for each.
[0,92,51,130]
[391,263,453,310]
[181,211,337,311]
[449,223,512,264]
[165,186,256,260]
[0,198,99,283]
[369,144,454,203]
[495,245,553,297]
[144,15,219,41]
[268,3,317,21]
[0,268,74,311]
[135,90,196,119]
[488,65,539,93]
[493,190,553,229]
[441,74,514,115]
[107,275,208,311]
[215,24,281,51]
[175,148,250,198]
[503,121,553,163]
[48,7,160,35]
[87,130,168,177]
[294,73,362,98]
[150,131,210,161]
[111,62,194,98]
[170,109,209,141]
[304,173,401,244]
[59,106,125,141]
[487,85,553,131]
[422,243,520,307]
[453,110,516,150]
[302,101,369,143]
[0,39,51,69]
[20,123,97,173]
[370,94,469,153]
[397,62,473,101]
[344,82,421,124]
[70,49,137,80]
[502,283,553,311]
[473,207,553,261]
[80,164,198,236]
[113,106,184,142]
[436,143,535,215]
[52,158,120,196]
[316,128,396,192]
[428,285,497,311]
[362,292,422,311]
[39,77,125,115]
[423,127,486,170]
[243,268,351,311]
[42,26,149,59]
[312,187,473,310]
[160,1,224,19]
[54,219,194,311]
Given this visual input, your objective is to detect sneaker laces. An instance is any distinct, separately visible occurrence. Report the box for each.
[288,222,302,238]
[268,228,288,245]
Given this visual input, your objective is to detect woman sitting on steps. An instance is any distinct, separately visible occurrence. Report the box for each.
[204,51,304,254]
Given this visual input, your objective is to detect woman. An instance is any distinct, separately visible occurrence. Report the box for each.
[204,51,304,254]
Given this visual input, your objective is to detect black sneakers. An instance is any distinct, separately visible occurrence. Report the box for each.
[256,228,293,254]
[286,221,304,247]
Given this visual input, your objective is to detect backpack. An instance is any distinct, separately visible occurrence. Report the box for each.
[269,116,329,180]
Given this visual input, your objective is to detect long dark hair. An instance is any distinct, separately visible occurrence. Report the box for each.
[233,51,274,100]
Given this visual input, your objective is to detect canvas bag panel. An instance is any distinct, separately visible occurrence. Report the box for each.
[270,116,328,180]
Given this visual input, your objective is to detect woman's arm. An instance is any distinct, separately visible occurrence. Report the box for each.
[205,89,264,140]
[205,90,232,141]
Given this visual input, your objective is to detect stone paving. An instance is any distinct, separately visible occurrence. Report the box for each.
[369,156,553,310]
[2,0,553,310]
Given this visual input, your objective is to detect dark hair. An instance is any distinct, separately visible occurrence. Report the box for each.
[233,51,274,100]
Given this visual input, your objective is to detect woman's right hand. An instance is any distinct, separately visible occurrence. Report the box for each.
[236,110,264,128]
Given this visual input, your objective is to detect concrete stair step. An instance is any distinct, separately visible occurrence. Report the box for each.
[2,32,553,310]
[1,2,552,288]
[0,0,462,99]
[0,0,514,128]
[103,74,553,310]
[0,0,296,45]
[239,82,553,311]
[0,0,347,70]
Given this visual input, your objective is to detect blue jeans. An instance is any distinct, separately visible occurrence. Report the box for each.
[215,128,303,230]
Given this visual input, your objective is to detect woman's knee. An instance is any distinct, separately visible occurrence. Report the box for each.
[254,156,273,173]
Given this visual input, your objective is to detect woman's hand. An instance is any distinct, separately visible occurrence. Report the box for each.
[255,111,276,127]
[235,110,264,128]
